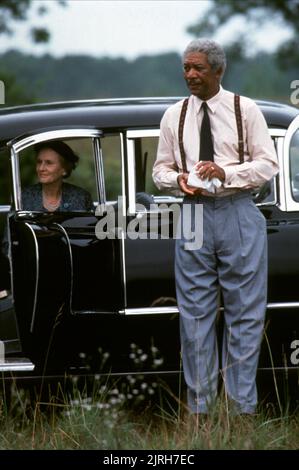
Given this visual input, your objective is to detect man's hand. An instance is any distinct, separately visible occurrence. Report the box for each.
[196,161,225,182]
[177,173,204,196]
[177,161,225,196]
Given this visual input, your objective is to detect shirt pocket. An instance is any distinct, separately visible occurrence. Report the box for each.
[218,126,248,162]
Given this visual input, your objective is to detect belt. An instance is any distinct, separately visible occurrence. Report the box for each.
[184,190,253,204]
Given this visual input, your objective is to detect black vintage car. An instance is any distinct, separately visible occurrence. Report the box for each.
[0,97,299,394]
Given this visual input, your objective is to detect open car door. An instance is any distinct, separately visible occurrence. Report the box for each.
[7,129,125,372]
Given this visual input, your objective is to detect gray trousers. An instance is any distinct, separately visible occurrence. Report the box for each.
[175,192,267,414]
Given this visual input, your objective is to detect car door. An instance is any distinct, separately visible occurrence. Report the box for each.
[8,129,125,366]
[124,130,179,311]
[257,122,299,369]
[120,130,181,372]
[263,120,299,305]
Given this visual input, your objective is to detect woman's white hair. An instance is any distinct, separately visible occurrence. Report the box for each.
[183,38,226,80]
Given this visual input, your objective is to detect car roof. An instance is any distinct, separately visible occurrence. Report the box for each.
[0,97,298,146]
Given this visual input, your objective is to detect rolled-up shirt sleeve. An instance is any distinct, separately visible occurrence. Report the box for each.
[223,101,279,189]
[152,111,181,190]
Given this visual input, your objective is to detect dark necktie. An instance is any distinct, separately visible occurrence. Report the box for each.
[200,101,214,162]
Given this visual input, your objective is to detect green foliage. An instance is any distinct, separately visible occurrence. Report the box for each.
[0,68,36,105]
[31,27,50,43]
[188,0,299,37]
[0,0,31,35]
[1,380,299,449]
[0,0,66,42]
[0,50,186,102]
[0,49,296,105]
[0,0,67,107]
[222,52,293,102]
[187,0,299,66]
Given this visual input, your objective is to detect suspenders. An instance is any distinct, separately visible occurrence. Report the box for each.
[178,98,189,173]
[234,94,244,164]
[178,94,244,172]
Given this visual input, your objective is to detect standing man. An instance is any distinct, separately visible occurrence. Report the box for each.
[152,38,279,415]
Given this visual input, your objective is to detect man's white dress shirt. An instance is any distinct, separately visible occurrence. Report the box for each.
[152,87,279,196]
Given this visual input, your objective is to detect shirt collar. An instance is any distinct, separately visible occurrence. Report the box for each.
[192,85,224,114]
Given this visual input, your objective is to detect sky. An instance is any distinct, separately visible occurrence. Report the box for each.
[0,0,292,59]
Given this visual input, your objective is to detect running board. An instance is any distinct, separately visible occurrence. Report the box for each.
[0,340,34,371]
[121,302,299,315]
[0,358,35,372]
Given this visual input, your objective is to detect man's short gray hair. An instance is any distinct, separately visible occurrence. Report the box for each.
[183,38,226,79]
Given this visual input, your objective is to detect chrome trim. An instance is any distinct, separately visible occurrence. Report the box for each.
[121,301,299,315]
[153,196,183,204]
[120,230,127,307]
[96,138,106,206]
[126,129,160,216]
[0,205,11,213]
[120,132,127,220]
[126,137,136,215]
[9,129,102,211]
[273,175,278,205]
[0,358,35,372]
[256,176,278,207]
[283,115,299,211]
[276,136,287,211]
[52,223,74,314]
[10,129,102,154]
[120,307,179,315]
[127,129,160,139]
[92,137,101,205]
[136,208,177,217]
[6,215,15,309]
[11,146,21,210]
[255,133,283,209]
[268,129,286,138]
[24,223,39,333]
[120,132,127,306]
[267,301,299,309]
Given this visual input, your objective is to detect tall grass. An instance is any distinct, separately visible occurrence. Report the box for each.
[0,376,298,450]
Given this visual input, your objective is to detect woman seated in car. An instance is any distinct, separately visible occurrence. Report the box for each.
[22,141,93,212]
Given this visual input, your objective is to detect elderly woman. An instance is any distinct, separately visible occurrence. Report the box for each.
[22,141,93,212]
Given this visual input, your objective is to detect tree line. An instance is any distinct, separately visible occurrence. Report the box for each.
[0,49,297,106]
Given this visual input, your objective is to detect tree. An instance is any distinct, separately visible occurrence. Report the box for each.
[0,0,67,105]
[0,0,66,43]
[187,0,299,66]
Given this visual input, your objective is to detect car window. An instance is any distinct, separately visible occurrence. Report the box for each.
[134,136,178,197]
[290,129,299,202]
[254,136,278,206]
[254,176,277,206]
[63,138,98,203]
[101,135,122,203]
[19,138,98,211]
[130,135,181,213]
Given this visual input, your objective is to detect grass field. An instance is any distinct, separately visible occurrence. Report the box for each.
[0,375,298,450]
